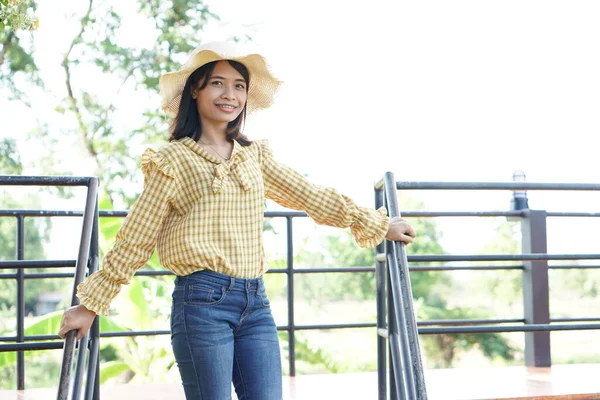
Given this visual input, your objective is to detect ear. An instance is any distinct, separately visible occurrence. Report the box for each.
[191,89,197,100]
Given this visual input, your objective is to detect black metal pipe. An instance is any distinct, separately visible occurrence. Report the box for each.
[409,265,523,271]
[418,318,524,326]
[384,172,428,400]
[419,323,600,334]
[16,215,25,390]
[4,318,599,346]
[85,197,101,400]
[549,264,600,270]
[264,211,307,218]
[375,182,387,400]
[0,260,76,269]
[286,216,296,377]
[408,254,600,262]
[0,210,87,217]
[394,181,600,191]
[73,334,89,400]
[551,317,600,323]
[58,177,99,400]
[387,253,414,399]
[0,175,93,186]
[2,341,66,352]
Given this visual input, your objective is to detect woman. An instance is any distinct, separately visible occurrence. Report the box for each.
[58,41,416,400]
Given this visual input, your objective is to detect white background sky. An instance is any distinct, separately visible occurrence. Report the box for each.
[2,0,600,257]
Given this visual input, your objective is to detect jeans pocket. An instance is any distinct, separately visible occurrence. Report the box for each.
[258,288,271,307]
[185,280,228,306]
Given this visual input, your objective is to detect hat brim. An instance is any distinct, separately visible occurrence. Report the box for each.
[159,46,282,117]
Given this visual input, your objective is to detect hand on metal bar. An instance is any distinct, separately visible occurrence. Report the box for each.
[58,305,97,340]
[385,216,416,245]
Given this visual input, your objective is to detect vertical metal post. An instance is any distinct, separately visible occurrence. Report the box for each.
[286,216,296,377]
[375,187,387,400]
[387,265,406,399]
[16,215,25,390]
[58,177,99,400]
[86,197,100,400]
[521,209,551,366]
[384,172,428,400]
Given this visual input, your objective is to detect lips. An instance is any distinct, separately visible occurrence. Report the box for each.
[216,104,237,112]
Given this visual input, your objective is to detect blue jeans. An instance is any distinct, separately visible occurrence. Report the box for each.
[170,270,282,400]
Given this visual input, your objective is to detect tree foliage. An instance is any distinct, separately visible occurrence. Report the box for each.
[2,0,233,207]
[0,0,38,32]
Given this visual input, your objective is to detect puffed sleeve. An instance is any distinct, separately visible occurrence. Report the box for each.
[76,149,177,315]
[258,140,389,248]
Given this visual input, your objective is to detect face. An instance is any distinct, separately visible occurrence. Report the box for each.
[192,61,248,128]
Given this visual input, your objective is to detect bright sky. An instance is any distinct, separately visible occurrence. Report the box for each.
[3,0,600,256]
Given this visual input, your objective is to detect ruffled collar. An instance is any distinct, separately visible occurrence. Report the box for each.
[179,137,251,194]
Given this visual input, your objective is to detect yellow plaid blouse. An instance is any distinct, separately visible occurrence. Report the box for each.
[77,137,390,315]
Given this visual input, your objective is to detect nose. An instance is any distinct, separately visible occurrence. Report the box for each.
[221,85,236,100]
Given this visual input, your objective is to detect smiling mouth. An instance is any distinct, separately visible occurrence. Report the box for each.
[217,104,236,110]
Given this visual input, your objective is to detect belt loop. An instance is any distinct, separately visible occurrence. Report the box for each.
[229,276,236,291]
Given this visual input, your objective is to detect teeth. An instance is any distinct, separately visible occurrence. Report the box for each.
[219,105,235,109]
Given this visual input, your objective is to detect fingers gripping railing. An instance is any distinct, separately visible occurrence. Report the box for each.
[57,177,100,400]
[376,172,428,400]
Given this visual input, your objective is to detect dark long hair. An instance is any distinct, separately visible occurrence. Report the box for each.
[168,60,251,145]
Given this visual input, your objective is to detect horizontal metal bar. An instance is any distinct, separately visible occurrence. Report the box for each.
[0,341,64,351]
[409,254,600,262]
[264,211,307,218]
[21,273,75,279]
[0,334,58,341]
[0,210,86,217]
[394,182,600,191]
[401,211,525,217]
[99,330,170,338]
[549,264,600,270]
[266,267,378,274]
[410,265,523,271]
[0,210,128,217]
[547,212,600,217]
[278,323,376,331]
[419,323,600,334]
[0,260,76,269]
[0,272,77,280]
[419,318,524,326]
[134,270,174,277]
[287,267,375,274]
[0,176,96,186]
[4,209,600,220]
[551,317,600,323]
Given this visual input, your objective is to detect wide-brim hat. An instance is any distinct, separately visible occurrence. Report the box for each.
[159,41,282,117]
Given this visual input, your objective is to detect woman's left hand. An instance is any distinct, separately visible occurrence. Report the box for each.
[385,217,416,244]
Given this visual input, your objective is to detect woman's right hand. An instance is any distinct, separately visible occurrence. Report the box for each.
[58,304,97,340]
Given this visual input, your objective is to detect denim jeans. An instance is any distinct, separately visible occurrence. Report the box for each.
[170,269,282,400]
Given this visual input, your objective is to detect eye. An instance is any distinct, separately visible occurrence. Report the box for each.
[211,80,223,86]
[236,83,246,90]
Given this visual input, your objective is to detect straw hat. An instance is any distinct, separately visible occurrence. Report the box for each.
[159,41,282,117]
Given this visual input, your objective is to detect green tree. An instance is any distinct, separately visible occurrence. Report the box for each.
[0,0,38,31]
[22,0,230,207]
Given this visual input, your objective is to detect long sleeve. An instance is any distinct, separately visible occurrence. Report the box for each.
[259,140,389,248]
[76,149,177,315]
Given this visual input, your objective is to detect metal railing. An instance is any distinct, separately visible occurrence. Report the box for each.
[2,175,600,400]
[0,176,101,400]
[373,175,600,399]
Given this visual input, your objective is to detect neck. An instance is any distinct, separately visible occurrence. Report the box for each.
[199,126,229,145]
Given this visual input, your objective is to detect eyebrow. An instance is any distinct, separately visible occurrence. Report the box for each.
[211,75,246,83]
